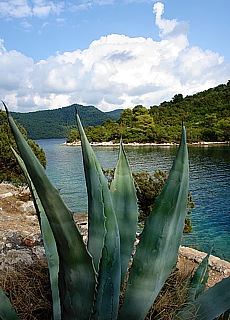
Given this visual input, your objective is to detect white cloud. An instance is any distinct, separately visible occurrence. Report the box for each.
[0,0,64,18]
[153,1,189,50]
[0,46,34,92]
[20,20,33,30]
[0,38,6,53]
[68,0,115,12]
[0,0,31,18]
[32,0,64,18]
[56,17,65,24]
[0,0,115,19]
[1,2,230,112]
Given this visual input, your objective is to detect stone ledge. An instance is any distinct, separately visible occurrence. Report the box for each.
[1,229,229,278]
[179,246,230,276]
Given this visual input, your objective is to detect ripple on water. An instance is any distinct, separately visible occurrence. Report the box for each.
[36,140,230,261]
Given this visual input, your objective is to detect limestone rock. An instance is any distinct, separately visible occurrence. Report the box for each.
[0,230,45,271]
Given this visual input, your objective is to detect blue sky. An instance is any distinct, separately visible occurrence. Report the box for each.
[0,0,230,112]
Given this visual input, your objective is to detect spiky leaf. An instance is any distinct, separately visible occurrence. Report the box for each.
[4,103,96,320]
[76,113,106,272]
[120,126,189,320]
[110,140,138,286]
[188,247,212,301]
[76,112,121,319]
[177,277,230,319]
[11,147,61,320]
[0,287,19,320]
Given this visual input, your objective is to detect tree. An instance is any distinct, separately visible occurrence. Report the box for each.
[133,170,167,221]
[131,113,156,142]
[118,108,133,127]
[171,93,183,103]
[132,105,148,115]
[0,110,46,183]
[133,171,194,233]
[216,118,230,141]
[66,129,80,143]
[103,168,194,233]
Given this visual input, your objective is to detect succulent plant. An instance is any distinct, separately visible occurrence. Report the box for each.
[1,102,229,320]
[177,249,230,319]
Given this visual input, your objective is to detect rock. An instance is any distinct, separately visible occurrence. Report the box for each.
[0,192,14,198]
[0,249,34,270]
[179,245,230,276]
[17,200,35,214]
[0,230,45,271]
[32,246,46,260]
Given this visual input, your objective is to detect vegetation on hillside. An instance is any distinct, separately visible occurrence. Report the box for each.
[12,105,122,140]
[67,81,230,144]
[0,110,46,183]
[10,81,230,142]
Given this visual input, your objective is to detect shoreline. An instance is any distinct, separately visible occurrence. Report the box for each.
[60,141,229,147]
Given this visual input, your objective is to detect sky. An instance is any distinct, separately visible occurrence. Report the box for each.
[0,0,230,113]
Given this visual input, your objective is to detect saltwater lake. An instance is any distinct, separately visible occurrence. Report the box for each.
[36,139,230,261]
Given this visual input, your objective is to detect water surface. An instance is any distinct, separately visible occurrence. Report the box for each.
[36,139,230,261]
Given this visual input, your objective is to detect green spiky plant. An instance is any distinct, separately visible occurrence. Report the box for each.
[0,102,229,320]
[177,249,230,320]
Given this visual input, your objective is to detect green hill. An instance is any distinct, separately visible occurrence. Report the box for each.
[149,81,230,142]
[12,104,122,139]
[9,81,230,142]
[68,81,230,144]
[105,109,124,120]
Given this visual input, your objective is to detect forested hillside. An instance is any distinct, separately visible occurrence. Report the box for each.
[7,81,230,142]
[67,81,230,144]
[106,109,124,120]
[150,81,230,142]
[12,104,122,139]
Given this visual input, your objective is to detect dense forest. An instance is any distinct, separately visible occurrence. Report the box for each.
[67,81,230,144]
[11,104,122,140]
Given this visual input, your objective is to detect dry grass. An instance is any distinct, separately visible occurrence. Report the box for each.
[118,265,192,320]
[0,260,52,320]
[146,268,190,320]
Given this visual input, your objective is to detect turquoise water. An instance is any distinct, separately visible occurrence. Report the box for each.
[36,139,230,261]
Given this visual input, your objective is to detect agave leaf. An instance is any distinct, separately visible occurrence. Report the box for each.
[75,113,106,272]
[0,286,19,320]
[120,126,189,320]
[11,147,61,320]
[76,112,121,319]
[4,103,96,320]
[110,139,138,286]
[177,277,230,319]
[188,247,212,301]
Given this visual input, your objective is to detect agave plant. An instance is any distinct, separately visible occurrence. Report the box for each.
[0,102,229,320]
[177,249,230,320]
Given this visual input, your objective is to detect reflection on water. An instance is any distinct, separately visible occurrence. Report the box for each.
[36,139,230,261]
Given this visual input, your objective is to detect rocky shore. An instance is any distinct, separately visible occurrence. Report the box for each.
[0,182,229,288]
[60,140,229,147]
[60,141,177,147]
